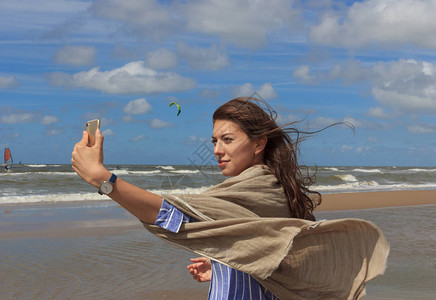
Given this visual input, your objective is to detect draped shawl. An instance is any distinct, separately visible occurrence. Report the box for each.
[143,165,389,300]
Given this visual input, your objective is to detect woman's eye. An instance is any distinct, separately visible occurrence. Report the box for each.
[224,137,233,143]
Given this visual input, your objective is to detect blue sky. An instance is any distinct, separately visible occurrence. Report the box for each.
[1,0,436,166]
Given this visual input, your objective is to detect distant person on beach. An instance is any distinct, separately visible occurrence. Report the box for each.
[72,97,388,299]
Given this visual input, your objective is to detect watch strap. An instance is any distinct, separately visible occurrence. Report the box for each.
[108,173,117,184]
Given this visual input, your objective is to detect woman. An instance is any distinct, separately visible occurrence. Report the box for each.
[72,97,388,300]
[185,98,321,298]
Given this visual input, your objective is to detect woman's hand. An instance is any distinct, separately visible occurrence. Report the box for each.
[72,129,111,188]
[72,129,162,223]
[187,257,212,282]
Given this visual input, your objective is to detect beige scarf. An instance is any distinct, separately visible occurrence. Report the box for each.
[144,165,389,300]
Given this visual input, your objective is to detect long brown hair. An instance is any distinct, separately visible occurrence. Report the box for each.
[213,97,321,221]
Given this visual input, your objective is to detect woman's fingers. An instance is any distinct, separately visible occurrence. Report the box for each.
[190,257,208,263]
[81,130,89,145]
[94,129,104,150]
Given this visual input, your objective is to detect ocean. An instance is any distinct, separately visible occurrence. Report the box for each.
[2,164,436,206]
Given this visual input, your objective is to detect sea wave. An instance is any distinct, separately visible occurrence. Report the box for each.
[352,168,382,173]
[113,170,162,176]
[149,186,211,195]
[315,182,436,193]
[0,171,77,177]
[155,165,175,170]
[0,193,104,205]
[27,164,48,168]
[170,170,201,174]
[0,186,212,205]
[407,168,436,173]
[324,167,339,171]
[335,174,358,182]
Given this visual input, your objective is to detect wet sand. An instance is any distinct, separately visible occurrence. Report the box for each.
[319,190,436,211]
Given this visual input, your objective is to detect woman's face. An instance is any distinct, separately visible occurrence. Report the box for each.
[212,120,261,177]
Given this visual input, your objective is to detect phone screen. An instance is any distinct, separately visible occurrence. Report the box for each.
[85,119,101,146]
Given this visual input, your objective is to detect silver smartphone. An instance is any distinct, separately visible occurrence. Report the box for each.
[85,119,101,146]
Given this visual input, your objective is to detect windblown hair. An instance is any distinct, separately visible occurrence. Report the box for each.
[213,97,321,221]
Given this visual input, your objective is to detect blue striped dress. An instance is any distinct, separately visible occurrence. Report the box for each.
[155,199,280,300]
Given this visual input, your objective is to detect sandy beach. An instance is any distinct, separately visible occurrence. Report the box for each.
[1,190,435,299]
[319,190,436,211]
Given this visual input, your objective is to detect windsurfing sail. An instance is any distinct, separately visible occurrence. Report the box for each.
[4,148,13,170]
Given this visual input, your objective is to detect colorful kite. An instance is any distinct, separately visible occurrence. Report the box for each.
[169,102,181,116]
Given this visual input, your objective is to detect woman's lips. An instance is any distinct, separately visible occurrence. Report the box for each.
[218,160,229,168]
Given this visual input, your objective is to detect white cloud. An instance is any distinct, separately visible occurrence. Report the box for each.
[146,48,177,70]
[55,45,96,66]
[231,83,255,98]
[368,137,379,143]
[47,61,196,94]
[307,116,338,129]
[41,115,60,125]
[304,59,436,115]
[372,88,436,114]
[231,82,278,99]
[121,115,134,122]
[131,134,147,142]
[86,0,300,49]
[99,117,117,127]
[0,113,36,124]
[367,107,393,119]
[307,115,386,131]
[45,128,63,136]
[89,0,174,39]
[407,124,436,134]
[102,128,114,136]
[310,0,436,49]
[0,75,19,88]
[342,116,360,127]
[293,65,314,83]
[276,113,301,126]
[182,135,206,145]
[325,60,370,84]
[0,108,52,124]
[199,88,221,98]
[183,0,299,48]
[257,83,278,100]
[123,98,152,115]
[150,118,172,129]
[342,116,389,130]
[340,145,353,152]
[178,42,229,71]
[0,0,89,35]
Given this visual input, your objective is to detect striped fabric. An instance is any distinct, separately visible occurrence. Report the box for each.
[154,198,194,232]
[155,199,280,300]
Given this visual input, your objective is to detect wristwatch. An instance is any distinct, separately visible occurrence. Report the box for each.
[98,173,117,195]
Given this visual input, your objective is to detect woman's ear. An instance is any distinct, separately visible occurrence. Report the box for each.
[254,136,267,155]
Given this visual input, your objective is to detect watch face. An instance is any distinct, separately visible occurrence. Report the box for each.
[100,182,113,194]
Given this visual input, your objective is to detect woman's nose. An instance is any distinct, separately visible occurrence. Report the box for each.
[213,141,224,156]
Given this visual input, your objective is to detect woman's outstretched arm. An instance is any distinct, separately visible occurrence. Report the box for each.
[72,129,163,224]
